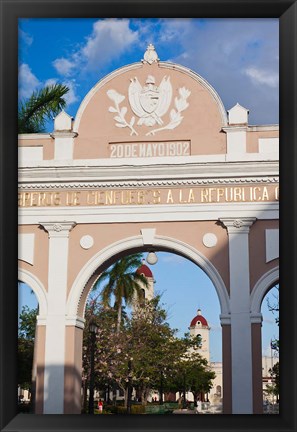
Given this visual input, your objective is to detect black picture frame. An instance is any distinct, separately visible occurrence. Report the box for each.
[1,1,296,431]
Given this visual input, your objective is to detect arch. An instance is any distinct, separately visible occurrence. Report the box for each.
[73,61,228,132]
[18,268,48,317]
[66,234,230,319]
[250,266,279,315]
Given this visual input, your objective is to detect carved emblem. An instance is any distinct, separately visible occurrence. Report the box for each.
[107,76,190,136]
[142,43,159,64]
[129,75,172,127]
[106,44,190,136]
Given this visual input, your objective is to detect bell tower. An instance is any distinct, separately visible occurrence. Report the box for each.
[189,309,210,362]
[133,260,154,310]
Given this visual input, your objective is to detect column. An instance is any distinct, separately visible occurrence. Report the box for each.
[219,217,256,414]
[64,317,85,414]
[40,221,76,414]
[251,313,264,413]
[220,314,232,414]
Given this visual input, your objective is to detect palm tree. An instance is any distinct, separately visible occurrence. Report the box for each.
[18,83,69,133]
[96,254,149,333]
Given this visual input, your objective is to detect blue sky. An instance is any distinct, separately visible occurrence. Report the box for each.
[18,18,279,127]
[19,252,279,362]
[18,18,279,362]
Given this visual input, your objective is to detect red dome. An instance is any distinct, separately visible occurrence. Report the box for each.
[190,310,208,327]
[136,264,153,278]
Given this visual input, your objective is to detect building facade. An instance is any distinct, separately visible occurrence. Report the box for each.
[18,45,279,414]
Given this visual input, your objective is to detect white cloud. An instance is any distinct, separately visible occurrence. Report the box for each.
[52,19,139,77]
[244,67,278,87]
[19,29,33,46]
[156,18,279,124]
[53,58,75,76]
[18,63,40,99]
[44,78,57,87]
[63,80,79,105]
[82,19,138,71]
[158,18,191,43]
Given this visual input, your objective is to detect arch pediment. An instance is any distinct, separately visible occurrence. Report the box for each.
[73,57,228,159]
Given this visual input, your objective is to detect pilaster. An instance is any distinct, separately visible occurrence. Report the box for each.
[39,221,76,414]
[219,217,256,414]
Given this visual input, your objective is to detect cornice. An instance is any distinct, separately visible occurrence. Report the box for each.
[18,159,279,186]
[18,176,279,190]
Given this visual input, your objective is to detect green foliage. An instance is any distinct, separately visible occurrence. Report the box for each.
[268,362,279,397]
[95,253,148,332]
[266,285,279,353]
[18,338,34,390]
[82,258,217,411]
[18,83,69,133]
[18,305,38,340]
[18,306,38,389]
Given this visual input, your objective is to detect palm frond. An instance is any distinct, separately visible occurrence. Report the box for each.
[18,83,69,133]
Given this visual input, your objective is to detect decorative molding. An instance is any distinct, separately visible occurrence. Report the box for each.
[250,267,279,314]
[232,219,244,228]
[73,60,228,132]
[202,233,218,248]
[18,268,48,317]
[65,315,86,329]
[66,234,230,319]
[107,74,190,136]
[18,177,279,190]
[219,217,257,234]
[142,43,160,64]
[18,133,52,140]
[40,221,76,238]
[19,202,279,225]
[80,235,94,250]
[50,131,78,139]
[141,228,156,245]
[219,314,231,325]
[250,313,263,324]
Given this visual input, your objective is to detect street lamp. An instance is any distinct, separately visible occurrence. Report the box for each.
[146,251,158,265]
[88,321,98,414]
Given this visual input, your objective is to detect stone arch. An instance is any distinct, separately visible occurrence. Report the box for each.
[250,266,279,315]
[18,267,48,317]
[66,234,230,320]
[73,61,228,133]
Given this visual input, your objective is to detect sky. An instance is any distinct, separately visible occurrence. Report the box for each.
[18,18,279,127]
[18,18,279,362]
[18,252,279,362]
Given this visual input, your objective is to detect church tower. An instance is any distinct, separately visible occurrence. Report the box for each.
[133,260,154,310]
[189,309,210,362]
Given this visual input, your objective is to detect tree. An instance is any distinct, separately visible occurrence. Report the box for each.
[18,306,38,390]
[96,254,149,333]
[162,333,215,404]
[18,83,69,133]
[126,295,178,406]
[266,362,279,402]
[82,297,131,408]
[266,284,279,353]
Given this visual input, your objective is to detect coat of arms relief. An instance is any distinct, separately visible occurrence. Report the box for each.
[106,45,191,136]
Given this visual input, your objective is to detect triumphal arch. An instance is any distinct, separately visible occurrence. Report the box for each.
[18,45,279,414]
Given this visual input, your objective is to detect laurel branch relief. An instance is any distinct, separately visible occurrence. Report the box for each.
[107,75,191,136]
